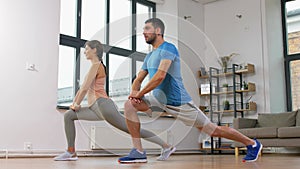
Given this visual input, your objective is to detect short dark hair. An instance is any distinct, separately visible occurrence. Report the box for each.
[145,18,165,37]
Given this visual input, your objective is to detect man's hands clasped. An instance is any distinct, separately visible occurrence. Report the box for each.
[128,90,144,104]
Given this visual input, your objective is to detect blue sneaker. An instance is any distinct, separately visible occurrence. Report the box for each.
[243,139,263,162]
[118,148,147,163]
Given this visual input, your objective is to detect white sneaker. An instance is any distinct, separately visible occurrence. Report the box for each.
[54,151,78,161]
[157,147,176,161]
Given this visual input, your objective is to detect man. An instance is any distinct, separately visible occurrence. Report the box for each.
[118,18,262,163]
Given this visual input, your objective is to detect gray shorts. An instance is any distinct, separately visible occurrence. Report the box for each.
[143,95,212,127]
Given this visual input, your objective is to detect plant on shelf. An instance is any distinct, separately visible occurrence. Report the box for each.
[223,100,230,110]
[221,83,229,92]
[218,53,239,73]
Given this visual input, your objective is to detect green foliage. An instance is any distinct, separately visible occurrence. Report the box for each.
[222,83,229,87]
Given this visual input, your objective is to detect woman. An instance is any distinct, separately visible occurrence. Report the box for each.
[54,40,175,161]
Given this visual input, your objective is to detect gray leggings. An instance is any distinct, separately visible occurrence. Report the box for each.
[64,97,166,148]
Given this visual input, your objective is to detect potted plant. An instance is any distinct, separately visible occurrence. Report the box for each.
[221,83,229,92]
[218,53,239,73]
[223,100,230,110]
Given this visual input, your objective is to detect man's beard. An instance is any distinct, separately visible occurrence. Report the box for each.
[145,34,156,45]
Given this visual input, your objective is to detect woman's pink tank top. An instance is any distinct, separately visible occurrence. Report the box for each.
[87,64,109,106]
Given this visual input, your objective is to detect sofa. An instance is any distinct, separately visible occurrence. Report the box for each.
[233,109,300,156]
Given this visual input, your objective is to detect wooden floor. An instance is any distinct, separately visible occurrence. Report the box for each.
[0,154,299,169]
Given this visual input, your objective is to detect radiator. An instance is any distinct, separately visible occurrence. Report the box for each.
[90,125,168,150]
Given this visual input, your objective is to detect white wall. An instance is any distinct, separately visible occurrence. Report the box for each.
[156,0,178,45]
[204,0,285,114]
[156,0,203,150]
[0,0,68,150]
[158,0,207,107]
[263,0,286,113]
[177,0,207,149]
[177,0,206,106]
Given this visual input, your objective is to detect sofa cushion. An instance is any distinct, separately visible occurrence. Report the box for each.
[296,109,300,126]
[257,111,297,127]
[278,126,300,138]
[238,127,277,138]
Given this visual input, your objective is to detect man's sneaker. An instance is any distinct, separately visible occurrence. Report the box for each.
[118,148,147,163]
[243,139,263,162]
[54,151,78,161]
[157,147,176,161]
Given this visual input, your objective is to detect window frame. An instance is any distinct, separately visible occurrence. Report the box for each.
[281,0,300,111]
[58,0,156,109]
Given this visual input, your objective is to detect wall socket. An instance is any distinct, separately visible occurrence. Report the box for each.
[26,62,35,71]
[24,142,32,150]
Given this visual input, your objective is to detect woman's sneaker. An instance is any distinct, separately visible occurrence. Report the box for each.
[243,139,263,162]
[157,147,176,161]
[118,148,147,163]
[54,151,78,161]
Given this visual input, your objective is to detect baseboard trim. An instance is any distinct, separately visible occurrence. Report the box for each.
[0,149,204,159]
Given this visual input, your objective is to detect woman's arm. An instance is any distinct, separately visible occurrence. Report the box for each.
[71,63,100,110]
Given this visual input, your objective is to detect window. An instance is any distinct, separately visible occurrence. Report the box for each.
[109,54,131,110]
[58,0,155,109]
[57,46,76,107]
[110,0,131,50]
[282,0,300,111]
[60,0,77,37]
[286,0,300,55]
[81,0,106,41]
[136,3,153,52]
[289,60,300,110]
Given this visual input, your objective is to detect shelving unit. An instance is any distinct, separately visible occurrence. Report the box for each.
[199,63,256,153]
[198,63,254,79]
[200,82,255,96]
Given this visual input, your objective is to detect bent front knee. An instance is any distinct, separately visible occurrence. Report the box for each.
[124,100,138,115]
[64,110,76,121]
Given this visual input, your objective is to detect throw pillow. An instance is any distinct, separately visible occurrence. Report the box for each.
[257,111,297,127]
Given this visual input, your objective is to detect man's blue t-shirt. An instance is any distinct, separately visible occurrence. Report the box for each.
[141,41,192,106]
